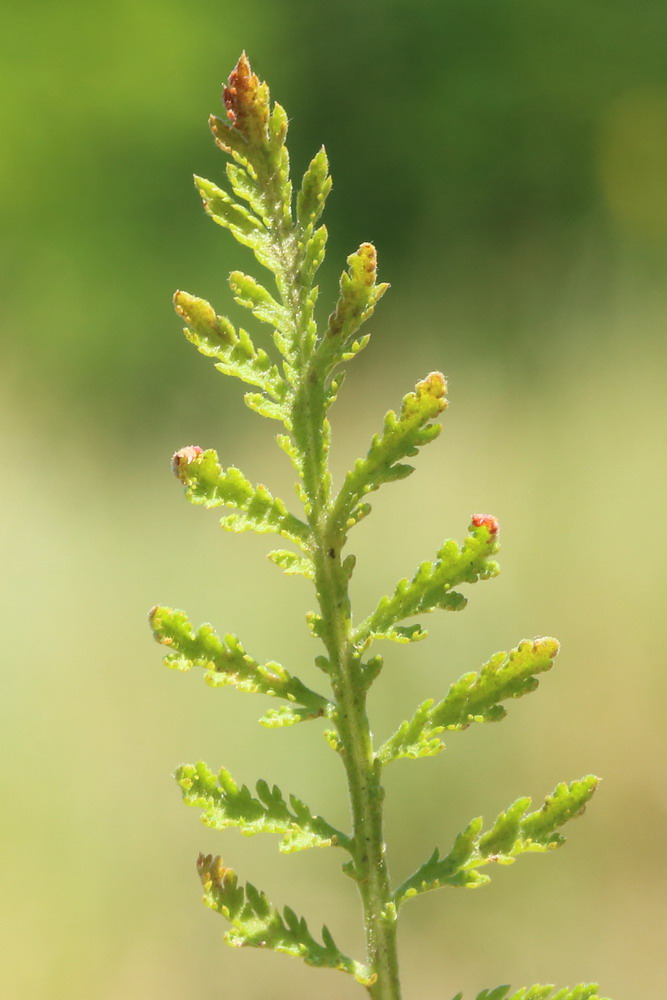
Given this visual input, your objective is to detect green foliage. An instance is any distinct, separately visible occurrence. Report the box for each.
[149,605,331,725]
[355,518,500,647]
[196,854,373,985]
[151,54,613,1000]
[170,446,309,545]
[393,776,599,907]
[451,987,610,1000]
[330,372,448,538]
[378,638,560,763]
[176,762,350,852]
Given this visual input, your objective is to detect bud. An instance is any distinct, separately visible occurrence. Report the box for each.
[221,52,270,146]
[171,445,203,481]
[471,513,499,535]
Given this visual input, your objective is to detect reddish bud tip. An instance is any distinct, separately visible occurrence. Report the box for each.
[171,445,203,480]
[471,513,499,535]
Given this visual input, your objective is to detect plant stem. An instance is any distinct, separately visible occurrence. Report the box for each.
[309,517,402,999]
[261,144,401,994]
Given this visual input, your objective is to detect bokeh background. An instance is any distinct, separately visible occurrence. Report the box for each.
[3,1,666,998]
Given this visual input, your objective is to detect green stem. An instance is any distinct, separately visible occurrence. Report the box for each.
[311,528,401,999]
[261,146,401,997]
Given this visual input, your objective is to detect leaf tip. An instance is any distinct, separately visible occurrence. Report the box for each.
[171,445,204,481]
[471,513,499,536]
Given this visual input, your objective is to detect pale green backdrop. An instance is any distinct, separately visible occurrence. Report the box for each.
[2,2,666,998]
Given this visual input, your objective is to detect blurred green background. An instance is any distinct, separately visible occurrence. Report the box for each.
[2,1,666,998]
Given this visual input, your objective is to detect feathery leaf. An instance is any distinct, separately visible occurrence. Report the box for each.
[177,762,351,852]
[174,290,287,401]
[197,854,372,983]
[171,447,308,545]
[331,372,448,537]
[229,270,292,337]
[394,776,599,908]
[297,147,332,230]
[267,548,315,579]
[451,987,609,1000]
[149,606,331,725]
[355,516,500,647]
[315,242,389,381]
[378,638,560,763]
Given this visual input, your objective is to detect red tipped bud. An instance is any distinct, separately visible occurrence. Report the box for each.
[171,445,203,480]
[471,513,499,535]
[221,53,270,145]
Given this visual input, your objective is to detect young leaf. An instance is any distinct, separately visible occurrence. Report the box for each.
[195,174,268,250]
[229,270,292,337]
[315,242,389,381]
[208,54,293,278]
[452,987,609,1000]
[300,223,328,287]
[177,761,351,852]
[330,372,448,536]
[297,147,332,231]
[355,516,500,647]
[225,161,270,225]
[267,548,315,580]
[173,290,287,400]
[378,638,560,763]
[171,447,309,546]
[393,776,599,908]
[196,853,373,984]
[149,606,332,724]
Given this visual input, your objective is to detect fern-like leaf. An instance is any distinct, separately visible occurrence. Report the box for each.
[315,242,389,383]
[267,548,315,579]
[149,606,331,725]
[229,270,292,337]
[394,776,599,908]
[331,372,448,537]
[173,290,287,403]
[196,854,373,984]
[297,147,332,231]
[355,516,500,647]
[378,638,560,763]
[451,986,610,1000]
[177,762,351,852]
[171,447,309,547]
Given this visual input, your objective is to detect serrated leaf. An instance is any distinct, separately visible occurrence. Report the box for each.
[436,637,560,729]
[243,391,291,424]
[520,775,600,846]
[195,174,266,241]
[331,372,448,536]
[300,223,328,286]
[229,270,292,337]
[196,854,372,983]
[297,147,332,230]
[378,638,560,763]
[355,517,500,647]
[452,987,609,1000]
[267,549,314,579]
[171,447,309,547]
[226,162,269,225]
[394,776,599,908]
[377,700,446,763]
[174,290,286,402]
[176,762,350,853]
[149,606,331,723]
[315,242,389,380]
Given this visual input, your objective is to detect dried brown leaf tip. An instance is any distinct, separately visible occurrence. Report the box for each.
[197,852,233,890]
[221,52,270,146]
